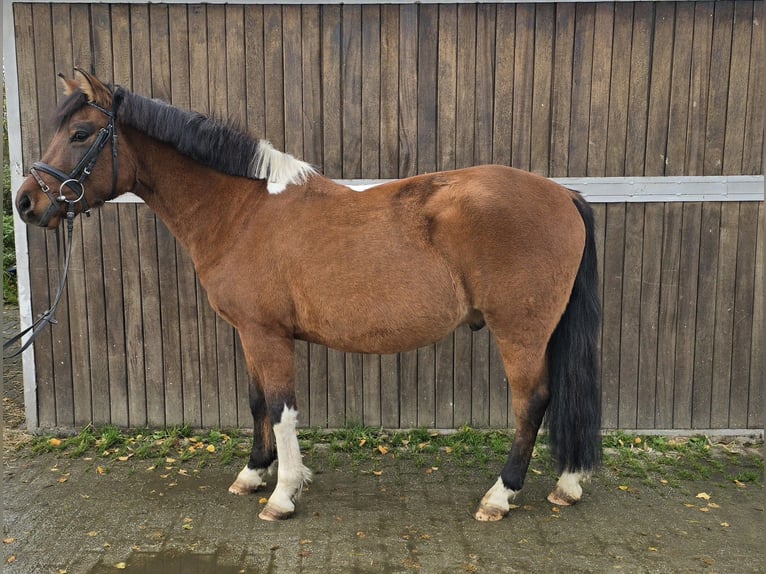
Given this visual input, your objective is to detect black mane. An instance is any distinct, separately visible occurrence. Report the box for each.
[115,88,259,178]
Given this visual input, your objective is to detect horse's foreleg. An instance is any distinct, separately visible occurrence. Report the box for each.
[258,399,313,521]
[229,374,276,495]
[475,345,549,522]
[238,332,311,521]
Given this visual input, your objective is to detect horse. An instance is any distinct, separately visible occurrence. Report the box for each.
[15,69,602,522]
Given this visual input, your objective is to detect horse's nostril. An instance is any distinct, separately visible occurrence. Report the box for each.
[18,193,32,213]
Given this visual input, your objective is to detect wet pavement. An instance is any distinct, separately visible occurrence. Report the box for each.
[3,306,764,573]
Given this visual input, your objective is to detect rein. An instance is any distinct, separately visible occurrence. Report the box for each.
[3,95,121,358]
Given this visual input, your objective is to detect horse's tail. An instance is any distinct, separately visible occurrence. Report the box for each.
[545,193,602,475]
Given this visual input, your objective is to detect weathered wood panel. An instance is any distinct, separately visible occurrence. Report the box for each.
[12,2,763,431]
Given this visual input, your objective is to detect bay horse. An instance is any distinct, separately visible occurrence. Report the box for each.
[15,69,601,522]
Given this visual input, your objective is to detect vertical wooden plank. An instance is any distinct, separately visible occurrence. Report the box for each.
[568,2,595,177]
[625,1,652,176]
[600,203,625,429]
[618,204,644,429]
[226,5,247,127]
[364,354,382,428]
[437,4,457,172]
[673,203,702,428]
[263,5,285,149]
[244,5,266,139]
[645,2,674,177]
[302,5,323,169]
[455,4,476,170]
[379,5,400,179]
[381,354,400,428]
[710,203,739,427]
[636,203,663,428]
[474,4,495,166]
[530,3,553,177]
[742,0,763,175]
[692,202,721,429]
[453,326,472,427]
[550,3,574,176]
[606,3,632,176]
[665,2,694,176]
[321,5,342,179]
[704,1,734,176]
[587,3,613,177]
[417,4,438,174]
[655,203,682,429]
[309,343,328,428]
[342,4,362,178]
[722,1,752,174]
[729,203,758,427]
[493,3,514,168]
[685,2,714,175]
[361,5,381,178]
[282,5,303,159]
[398,4,418,177]
[488,339,507,429]
[748,203,764,427]
[345,352,363,424]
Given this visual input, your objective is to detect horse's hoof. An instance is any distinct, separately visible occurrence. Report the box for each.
[547,490,579,506]
[474,504,507,522]
[259,504,293,521]
[228,482,258,495]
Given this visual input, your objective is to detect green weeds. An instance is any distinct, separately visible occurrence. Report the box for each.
[18,425,762,491]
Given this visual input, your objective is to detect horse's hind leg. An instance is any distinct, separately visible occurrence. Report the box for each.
[228,373,276,495]
[475,342,549,522]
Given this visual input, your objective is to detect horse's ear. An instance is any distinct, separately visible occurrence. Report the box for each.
[58,73,81,96]
[72,67,112,107]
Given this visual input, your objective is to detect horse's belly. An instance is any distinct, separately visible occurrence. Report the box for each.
[292,266,468,354]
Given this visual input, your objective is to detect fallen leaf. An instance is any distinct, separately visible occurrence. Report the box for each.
[49,438,62,447]
[183,517,193,523]
[720,522,730,528]
[531,469,542,475]
[300,539,312,545]
[206,445,216,453]
[117,455,133,462]
[165,457,177,464]
[648,547,657,552]
[7,556,16,564]
[96,466,107,475]
[372,470,383,476]
[356,531,366,538]
[178,469,189,476]
[659,479,669,485]
[57,476,69,483]
[420,534,431,540]
[684,503,697,508]
[699,507,710,513]
[634,437,642,444]
[707,502,720,509]
[551,507,560,513]
[733,479,746,488]
[618,485,629,491]
[259,497,268,504]
[695,492,711,501]
[115,562,127,569]
[359,439,367,447]
[87,531,99,537]
[3,538,15,544]
[444,447,453,454]
[377,445,389,455]
[146,465,156,472]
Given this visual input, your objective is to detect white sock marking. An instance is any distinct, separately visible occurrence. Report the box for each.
[268,405,312,513]
[555,471,583,501]
[480,477,517,512]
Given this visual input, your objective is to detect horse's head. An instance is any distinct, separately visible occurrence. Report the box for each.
[15,68,135,228]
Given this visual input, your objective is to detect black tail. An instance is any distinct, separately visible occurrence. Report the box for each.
[545,193,602,474]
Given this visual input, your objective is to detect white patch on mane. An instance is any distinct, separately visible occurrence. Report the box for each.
[249,140,315,193]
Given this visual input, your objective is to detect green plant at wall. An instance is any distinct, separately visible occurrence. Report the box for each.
[3,89,18,304]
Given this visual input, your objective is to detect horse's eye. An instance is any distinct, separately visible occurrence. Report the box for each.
[70,130,90,143]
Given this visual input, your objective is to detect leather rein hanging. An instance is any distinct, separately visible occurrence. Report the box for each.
[3,96,120,358]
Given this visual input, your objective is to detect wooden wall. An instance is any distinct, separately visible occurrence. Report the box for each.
[11,2,764,431]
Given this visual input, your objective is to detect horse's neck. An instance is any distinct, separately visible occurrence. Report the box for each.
[128,132,263,273]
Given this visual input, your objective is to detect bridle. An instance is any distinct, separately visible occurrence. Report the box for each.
[30,96,121,227]
[3,93,121,358]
